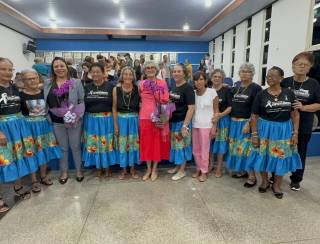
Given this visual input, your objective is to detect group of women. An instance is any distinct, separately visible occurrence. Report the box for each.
[0,51,320,213]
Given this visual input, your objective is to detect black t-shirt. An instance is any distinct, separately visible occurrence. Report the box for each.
[281,77,320,134]
[47,84,67,123]
[252,88,295,122]
[230,82,262,119]
[20,91,46,117]
[116,85,140,113]
[84,81,114,113]
[216,86,232,112]
[169,82,195,122]
[0,84,21,115]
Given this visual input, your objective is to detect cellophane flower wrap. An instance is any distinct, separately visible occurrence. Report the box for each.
[49,80,85,127]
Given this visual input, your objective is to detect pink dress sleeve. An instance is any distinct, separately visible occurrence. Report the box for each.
[154,80,169,104]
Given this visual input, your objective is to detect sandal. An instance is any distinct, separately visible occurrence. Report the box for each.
[130,169,139,179]
[271,186,284,199]
[214,171,223,178]
[13,185,31,200]
[244,178,257,188]
[31,182,41,193]
[232,172,248,178]
[258,183,270,193]
[40,176,53,186]
[118,170,126,180]
[0,198,10,213]
[192,170,200,178]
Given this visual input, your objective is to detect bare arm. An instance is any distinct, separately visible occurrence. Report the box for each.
[112,87,119,136]
[250,114,259,148]
[181,105,195,137]
[290,109,300,145]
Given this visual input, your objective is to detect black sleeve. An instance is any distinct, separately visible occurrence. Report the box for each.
[288,89,296,111]
[185,85,195,105]
[252,91,262,115]
[280,77,290,88]
[313,80,320,103]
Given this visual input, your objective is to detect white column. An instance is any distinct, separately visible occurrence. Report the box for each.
[223,29,233,77]
[268,0,313,77]
[234,21,247,82]
[214,36,222,69]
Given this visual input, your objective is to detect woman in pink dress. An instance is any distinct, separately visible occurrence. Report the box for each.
[139,61,170,181]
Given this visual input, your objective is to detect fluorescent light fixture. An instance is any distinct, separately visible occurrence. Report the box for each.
[205,0,212,8]
[314,18,317,23]
[314,3,320,9]
[113,0,120,4]
[183,23,190,31]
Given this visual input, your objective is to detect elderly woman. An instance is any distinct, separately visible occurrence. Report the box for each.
[20,69,62,192]
[112,67,140,179]
[82,63,116,178]
[139,61,170,181]
[281,52,320,191]
[0,58,38,212]
[210,69,232,178]
[192,71,219,182]
[248,67,302,199]
[44,57,84,184]
[226,63,262,187]
[167,64,195,181]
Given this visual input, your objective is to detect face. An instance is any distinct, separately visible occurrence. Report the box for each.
[172,66,184,82]
[105,63,112,72]
[211,72,223,87]
[53,60,68,78]
[122,69,134,84]
[239,68,253,82]
[163,55,167,62]
[0,60,14,82]
[292,57,312,76]
[90,66,104,82]
[145,64,157,78]
[266,69,282,87]
[194,75,206,90]
[23,72,40,90]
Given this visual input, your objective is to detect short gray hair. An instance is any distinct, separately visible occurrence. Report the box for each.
[142,61,159,76]
[239,63,255,76]
[211,69,226,80]
[20,69,39,81]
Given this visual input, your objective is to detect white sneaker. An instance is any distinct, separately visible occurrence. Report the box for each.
[167,167,178,174]
[172,171,186,181]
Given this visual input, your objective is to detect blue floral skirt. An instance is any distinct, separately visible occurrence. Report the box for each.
[211,115,230,155]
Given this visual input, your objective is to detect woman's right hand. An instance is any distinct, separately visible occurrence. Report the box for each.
[0,131,7,146]
[114,126,119,137]
[252,136,260,148]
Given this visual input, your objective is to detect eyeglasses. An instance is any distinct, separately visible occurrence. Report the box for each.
[266,75,281,80]
[145,66,156,70]
[294,62,311,67]
[0,68,15,72]
[23,77,38,82]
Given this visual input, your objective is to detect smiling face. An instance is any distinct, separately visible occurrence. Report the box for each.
[172,65,184,83]
[90,66,104,82]
[23,72,40,90]
[53,60,68,79]
[144,64,157,79]
[194,74,206,91]
[211,72,224,87]
[239,68,253,83]
[0,60,14,83]
[122,69,134,85]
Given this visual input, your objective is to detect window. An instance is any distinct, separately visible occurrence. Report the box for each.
[245,17,252,63]
[246,48,250,62]
[263,45,269,65]
[247,29,251,47]
[264,21,271,42]
[231,27,236,77]
[312,0,320,45]
[261,6,272,85]
[261,67,267,85]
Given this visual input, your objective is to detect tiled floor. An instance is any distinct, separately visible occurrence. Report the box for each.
[0,158,320,244]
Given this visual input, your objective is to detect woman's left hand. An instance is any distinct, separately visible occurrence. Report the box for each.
[210,127,217,139]
[293,100,305,111]
[212,113,221,123]
[242,122,250,134]
[291,134,298,145]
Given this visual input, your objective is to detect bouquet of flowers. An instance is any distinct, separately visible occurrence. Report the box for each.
[151,103,176,127]
[49,80,85,127]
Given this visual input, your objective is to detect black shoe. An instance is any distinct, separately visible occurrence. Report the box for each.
[59,177,69,185]
[232,172,248,178]
[272,186,283,199]
[76,176,84,182]
[244,179,257,188]
[268,176,274,184]
[290,182,301,191]
[258,183,270,193]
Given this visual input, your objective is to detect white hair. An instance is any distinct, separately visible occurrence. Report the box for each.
[239,63,255,76]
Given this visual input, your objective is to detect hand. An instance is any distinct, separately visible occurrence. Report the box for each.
[181,127,189,138]
[212,113,221,123]
[242,122,250,134]
[0,131,7,146]
[252,136,260,148]
[293,100,304,111]
[291,134,298,145]
[155,121,164,128]
[210,127,217,139]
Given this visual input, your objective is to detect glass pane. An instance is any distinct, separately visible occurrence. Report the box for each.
[263,45,269,64]
[232,51,235,63]
[313,0,320,45]
[231,65,234,77]
[265,6,272,20]
[247,29,251,47]
[247,17,252,28]
[221,53,224,63]
[264,21,271,43]
[232,36,236,49]
[233,27,236,35]
[261,67,267,86]
[246,48,250,62]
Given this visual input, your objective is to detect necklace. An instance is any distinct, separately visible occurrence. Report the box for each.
[292,77,307,91]
[268,88,281,102]
[235,82,251,96]
[121,86,132,110]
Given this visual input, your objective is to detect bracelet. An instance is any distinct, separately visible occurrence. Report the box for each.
[182,125,189,130]
[252,135,259,138]
[292,131,298,135]
[252,132,258,135]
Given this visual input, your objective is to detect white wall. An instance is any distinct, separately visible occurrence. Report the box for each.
[223,29,233,77]
[268,0,313,77]
[233,21,247,82]
[0,25,35,73]
[249,11,265,84]
[214,36,222,69]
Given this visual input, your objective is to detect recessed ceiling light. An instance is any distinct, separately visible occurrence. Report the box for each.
[50,19,57,29]
[113,0,120,4]
[183,23,190,31]
[205,0,212,7]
